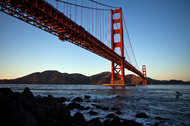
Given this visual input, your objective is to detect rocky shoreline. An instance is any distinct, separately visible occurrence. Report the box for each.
[0,87,145,126]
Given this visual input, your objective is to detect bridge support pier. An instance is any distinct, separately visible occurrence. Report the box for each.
[110,8,126,88]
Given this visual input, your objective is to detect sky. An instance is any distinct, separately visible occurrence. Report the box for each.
[0,0,190,81]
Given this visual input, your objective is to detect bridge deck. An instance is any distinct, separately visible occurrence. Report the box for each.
[0,0,145,79]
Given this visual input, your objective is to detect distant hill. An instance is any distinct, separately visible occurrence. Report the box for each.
[0,70,189,84]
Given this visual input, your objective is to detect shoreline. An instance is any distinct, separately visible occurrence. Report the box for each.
[0,87,143,126]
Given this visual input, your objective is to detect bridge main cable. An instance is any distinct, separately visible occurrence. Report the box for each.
[0,0,145,79]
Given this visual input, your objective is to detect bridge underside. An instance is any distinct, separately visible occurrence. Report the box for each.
[0,0,145,84]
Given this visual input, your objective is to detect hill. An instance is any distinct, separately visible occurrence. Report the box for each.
[0,70,188,84]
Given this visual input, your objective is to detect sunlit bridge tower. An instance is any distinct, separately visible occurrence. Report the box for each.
[142,65,147,85]
[110,8,125,86]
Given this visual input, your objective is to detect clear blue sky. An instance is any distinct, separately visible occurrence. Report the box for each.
[0,0,189,81]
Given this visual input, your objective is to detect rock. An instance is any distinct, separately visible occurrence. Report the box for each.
[155,116,168,120]
[111,107,120,111]
[85,100,91,102]
[88,110,98,115]
[103,116,121,126]
[72,97,83,102]
[106,113,116,118]
[84,95,91,99]
[122,119,142,126]
[56,97,68,103]
[67,102,85,110]
[88,118,102,126]
[115,111,122,115]
[135,112,149,118]
[102,107,109,111]
[22,87,34,99]
[0,88,14,97]
[73,112,85,122]
[9,109,37,126]
[85,106,91,110]
[47,95,54,99]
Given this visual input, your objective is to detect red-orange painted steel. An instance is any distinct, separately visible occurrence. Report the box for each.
[142,65,147,85]
[0,0,145,80]
[111,8,125,84]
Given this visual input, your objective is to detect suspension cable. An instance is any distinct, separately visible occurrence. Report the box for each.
[123,14,140,71]
[88,0,120,8]
[56,0,111,11]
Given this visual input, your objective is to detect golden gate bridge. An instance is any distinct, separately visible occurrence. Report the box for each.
[0,0,147,88]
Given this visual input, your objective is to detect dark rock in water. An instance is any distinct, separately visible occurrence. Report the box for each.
[73,112,85,122]
[88,118,102,126]
[72,97,83,102]
[67,102,85,110]
[85,100,91,102]
[93,100,98,102]
[47,94,54,99]
[102,107,109,111]
[103,116,121,126]
[106,113,116,118]
[135,112,149,118]
[115,111,122,115]
[88,110,98,115]
[122,119,142,126]
[111,107,120,111]
[84,95,91,99]
[85,106,91,110]
[155,116,168,120]
[22,87,34,99]
[153,122,160,126]
[56,97,68,103]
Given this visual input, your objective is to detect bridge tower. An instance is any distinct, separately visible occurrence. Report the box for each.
[142,65,147,85]
[110,8,125,85]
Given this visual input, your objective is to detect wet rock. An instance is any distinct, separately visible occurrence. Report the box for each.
[85,100,91,102]
[103,116,121,126]
[88,110,98,115]
[92,104,102,109]
[73,112,85,122]
[47,95,54,99]
[72,97,83,102]
[88,118,102,126]
[102,107,109,111]
[153,122,160,126]
[84,95,91,99]
[22,87,34,99]
[56,97,68,103]
[111,107,120,111]
[155,116,168,120]
[93,100,98,102]
[122,119,142,126]
[106,113,116,118]
[85,106,91,110]
[67,102,85,110]
[115,110,122,115]
[135,112,149,118]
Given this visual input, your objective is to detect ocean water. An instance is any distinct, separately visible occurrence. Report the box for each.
[0,84,190,126]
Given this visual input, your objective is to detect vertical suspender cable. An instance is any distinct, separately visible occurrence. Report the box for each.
[81,0,83,25]
[67,0,68,16]
[103,9,104,43]
[92,2,93,34]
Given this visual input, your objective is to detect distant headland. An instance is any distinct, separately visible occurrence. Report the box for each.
[0,70,189,85]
